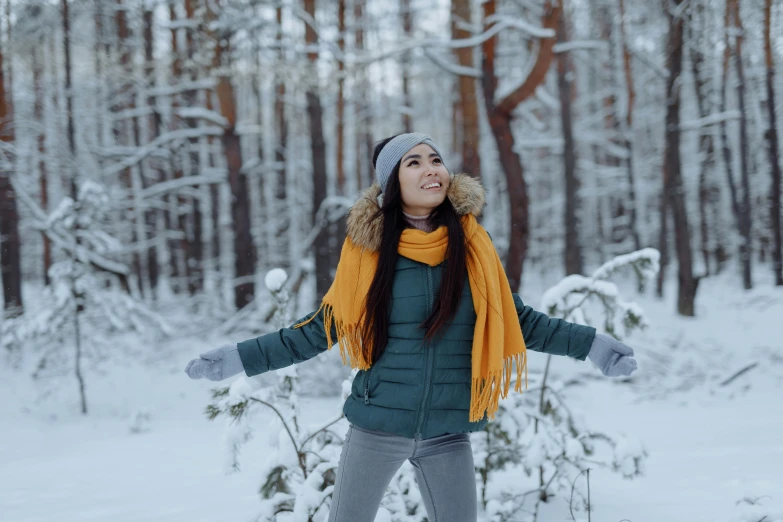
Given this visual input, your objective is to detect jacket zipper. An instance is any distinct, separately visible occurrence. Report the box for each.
[364,365,376,404]
[414,266,436,438]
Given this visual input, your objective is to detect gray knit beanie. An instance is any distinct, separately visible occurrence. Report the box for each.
[375,133,446,194]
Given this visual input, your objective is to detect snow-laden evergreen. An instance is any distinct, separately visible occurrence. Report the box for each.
[2,181,170,413]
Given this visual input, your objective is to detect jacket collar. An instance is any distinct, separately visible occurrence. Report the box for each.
[346,173,486,252]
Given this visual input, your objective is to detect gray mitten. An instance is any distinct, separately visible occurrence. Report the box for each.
[184,344,244,381]
[587,333,638,377]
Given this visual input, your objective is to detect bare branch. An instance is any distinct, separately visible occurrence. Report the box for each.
[422,48,482,78]
[495,3,562,115]
[102,127,223,177]
[354,15,555,66]
[138,174,225,199]
[553,40,607,53]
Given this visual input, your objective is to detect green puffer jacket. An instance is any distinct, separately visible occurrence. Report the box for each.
[237,175,596,440]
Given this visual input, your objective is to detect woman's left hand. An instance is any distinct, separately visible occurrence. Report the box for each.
[587,333,638,377]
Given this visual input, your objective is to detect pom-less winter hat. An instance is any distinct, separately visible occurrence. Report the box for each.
[375,133,446,193]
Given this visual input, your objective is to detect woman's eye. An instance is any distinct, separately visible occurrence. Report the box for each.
[433,158,442,164]
[408,160,419,166]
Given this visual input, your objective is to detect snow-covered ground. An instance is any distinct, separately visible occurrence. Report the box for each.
[2,272,782,522]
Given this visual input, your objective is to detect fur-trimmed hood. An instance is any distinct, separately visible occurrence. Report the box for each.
[346,173,486,252]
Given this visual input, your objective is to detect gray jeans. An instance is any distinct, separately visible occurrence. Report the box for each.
[328,423,478,522]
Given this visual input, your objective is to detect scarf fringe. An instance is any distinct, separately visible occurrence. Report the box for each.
[469,351,528,422]
[293,302,372,371]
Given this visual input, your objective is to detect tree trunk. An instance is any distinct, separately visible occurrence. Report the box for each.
[143,7,160,296]
[728,0,752,289]
[0,5,22,317]
[248,7,267,277]
[718,0,742,247]
[596,2,626,254]
[664,1,697,316]
[336,0,346,194]
[451,0,480,177]
[688,1,721,276]
[65,0,87,412]
[331,0,347,270]
[481,0,561,291]
[184,0,204,296]
[165,2,184,292]
[308,88,330,299]
[62,0,77,199]
[354,0,374,190]
[485,111,529,292]
[0,178,23,319]
[212,14,255,310]
[114,0,146,296]
[656,188,668,298]
[616,0,641,252]
[273,6,290,271]
[189,198,204,296]
[556,13,582,276]
[764,0,783,286]
[400,0,413,132]
[205,89,220,278]
[33,47,52,287]
[304,0,330,300]
[204,71,221,278]
[224,130,254,309]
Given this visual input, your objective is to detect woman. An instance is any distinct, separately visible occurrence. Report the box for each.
[185,133,637,522]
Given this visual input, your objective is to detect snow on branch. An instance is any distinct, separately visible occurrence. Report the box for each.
[422,48,482,78]
[10,177,130,277]
[483,13,557,38]
[288,5,347,63]
[102,127,224,178]
[591,248,660,281]
[629,46,668,80]
[174,107,229,127]
[139,174,225,200]
[535,85,560,110]
[553,40,608,53]
[158,17,200,31]
[580,135,632,160]
[111,106,155,122]
[354,15,554,66]
[680,110,741,131]
[146,78,218,98]
[541,248,660,339]
[299,196,354,254]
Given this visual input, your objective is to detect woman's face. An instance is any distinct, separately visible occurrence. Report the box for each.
[397,144,450,216]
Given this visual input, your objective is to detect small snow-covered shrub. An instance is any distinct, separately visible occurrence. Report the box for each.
[1,181,170,413]
[476,249,658,521]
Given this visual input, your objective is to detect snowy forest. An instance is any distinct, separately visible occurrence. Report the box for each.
[1,0,782,521]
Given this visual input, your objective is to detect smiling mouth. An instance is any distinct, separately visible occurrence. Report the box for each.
[421,182,442,190]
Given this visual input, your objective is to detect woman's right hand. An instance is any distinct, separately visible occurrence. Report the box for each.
[184,344,244,381]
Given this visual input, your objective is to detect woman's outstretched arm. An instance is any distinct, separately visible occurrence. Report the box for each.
[512,293,596,360]
[236,306,338,377]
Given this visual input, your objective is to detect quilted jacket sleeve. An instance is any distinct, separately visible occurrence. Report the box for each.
[484,227,595,360]
[512,293,595,360]
[236,307,338,377]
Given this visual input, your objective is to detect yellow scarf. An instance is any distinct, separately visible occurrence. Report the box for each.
[294,213,527,422]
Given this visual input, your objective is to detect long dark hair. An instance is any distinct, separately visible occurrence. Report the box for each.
[361,135,467,364]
